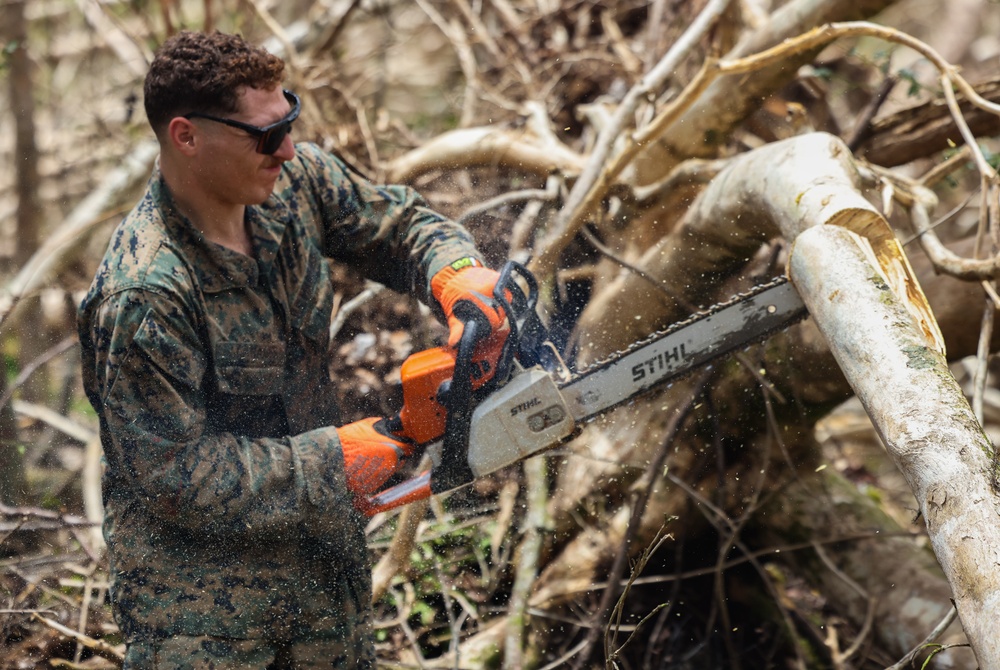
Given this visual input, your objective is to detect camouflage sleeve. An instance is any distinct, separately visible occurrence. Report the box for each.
[90,287,354,537]
[294,143,484,304]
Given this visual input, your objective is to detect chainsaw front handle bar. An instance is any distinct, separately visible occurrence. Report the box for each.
[432,318,480,493]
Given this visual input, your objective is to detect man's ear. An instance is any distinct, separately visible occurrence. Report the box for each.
[167,117,199,156]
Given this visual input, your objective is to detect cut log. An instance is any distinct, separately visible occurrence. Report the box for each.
[789,224,1000,667]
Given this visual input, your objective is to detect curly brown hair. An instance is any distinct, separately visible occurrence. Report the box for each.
[144,31,285,135]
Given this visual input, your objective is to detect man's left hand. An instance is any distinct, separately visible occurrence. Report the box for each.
[338,417,415,497]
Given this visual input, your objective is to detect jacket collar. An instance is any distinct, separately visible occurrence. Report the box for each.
[149,171,289,293]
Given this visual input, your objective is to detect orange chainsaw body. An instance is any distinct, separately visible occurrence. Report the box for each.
[397,332,507,445]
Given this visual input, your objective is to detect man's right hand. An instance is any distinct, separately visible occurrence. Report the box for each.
[431,258,509,348]
[338,417,415,497]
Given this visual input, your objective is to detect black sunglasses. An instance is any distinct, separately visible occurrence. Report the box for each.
[184,90,301,155]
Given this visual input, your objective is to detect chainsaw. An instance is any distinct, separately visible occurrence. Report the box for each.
[364,261,808,516]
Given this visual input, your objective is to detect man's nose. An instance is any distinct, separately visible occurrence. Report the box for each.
[273,134,296,161]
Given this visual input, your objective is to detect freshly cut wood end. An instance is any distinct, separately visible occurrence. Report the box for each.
[825,208,946,357]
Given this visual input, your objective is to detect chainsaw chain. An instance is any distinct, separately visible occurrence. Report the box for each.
[565,275,798,385]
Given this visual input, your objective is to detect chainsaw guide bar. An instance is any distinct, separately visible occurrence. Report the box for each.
[560,276,808,425]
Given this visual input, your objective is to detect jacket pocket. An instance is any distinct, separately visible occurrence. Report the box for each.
[212,341,285,396]
[208,341,289,437]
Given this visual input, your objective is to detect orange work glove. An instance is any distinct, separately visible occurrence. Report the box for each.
[431,257,508,348]
[338,417,415,497]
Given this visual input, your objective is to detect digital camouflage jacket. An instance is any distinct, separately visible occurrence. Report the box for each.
[78,142,481,644]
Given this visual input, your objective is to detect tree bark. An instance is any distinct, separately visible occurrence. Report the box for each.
[856,77,1000,167]
[789,224,1000,666]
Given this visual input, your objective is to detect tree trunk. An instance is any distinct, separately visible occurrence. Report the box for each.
[633,0,902,184]
[789,224,1000,666]
[6,0,49,406]
[0,0,34,504]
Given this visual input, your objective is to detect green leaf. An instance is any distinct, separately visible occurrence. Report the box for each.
[411,600,435,626]
[896,68,923,97]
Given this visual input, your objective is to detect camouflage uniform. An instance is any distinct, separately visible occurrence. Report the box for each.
[78,143,481,666]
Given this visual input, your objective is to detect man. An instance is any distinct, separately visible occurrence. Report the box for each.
[78,31,508,668]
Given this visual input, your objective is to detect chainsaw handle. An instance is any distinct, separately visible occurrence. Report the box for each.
[363,469,433,516]
[362,321,481,516]
[493,261,537,335]
[494,261,562,373]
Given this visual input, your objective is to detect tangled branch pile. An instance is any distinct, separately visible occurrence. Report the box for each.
[2,0,1000,668]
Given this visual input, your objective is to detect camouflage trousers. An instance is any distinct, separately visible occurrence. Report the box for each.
[122,630,376,669]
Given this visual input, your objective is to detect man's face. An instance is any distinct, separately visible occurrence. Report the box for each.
[189,85,297,206]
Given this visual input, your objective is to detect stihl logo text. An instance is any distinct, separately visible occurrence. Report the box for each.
[631,344,686,382]
[510,397,543,417]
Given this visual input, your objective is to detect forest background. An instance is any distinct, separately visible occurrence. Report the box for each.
[1,0,1000,668]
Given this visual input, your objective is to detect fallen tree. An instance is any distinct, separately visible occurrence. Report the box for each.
[371,10,1000,669]
[502,131,990,669]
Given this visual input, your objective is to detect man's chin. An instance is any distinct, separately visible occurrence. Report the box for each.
[246,183,278,205]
